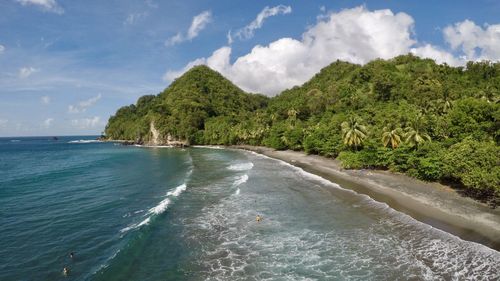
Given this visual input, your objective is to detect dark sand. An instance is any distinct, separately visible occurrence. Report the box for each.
[234,145,500,251]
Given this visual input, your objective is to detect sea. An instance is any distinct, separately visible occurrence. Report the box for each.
[0,136,499,281]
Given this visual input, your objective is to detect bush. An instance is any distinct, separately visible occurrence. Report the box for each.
[443,138,500,197]
[337,151,366,169]
[337,149,379,169]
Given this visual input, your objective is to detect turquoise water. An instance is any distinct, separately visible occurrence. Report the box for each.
[1,137,499,280]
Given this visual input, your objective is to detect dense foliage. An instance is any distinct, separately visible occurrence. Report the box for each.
[105,55,500,206]
[105,65,268,143]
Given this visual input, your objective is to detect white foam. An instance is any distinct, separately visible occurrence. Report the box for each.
[245,150,500,257]
[149,197,171,215]
[235,188,240,195]
[120,217,151,233]
[192,145,225,149]
[133,144,174,148]
[166,183,187,197]
[68,139,102,143]
[233,174,249,187]
[121,182,189,233]
[228,162,254,171]
[137,217,151,227]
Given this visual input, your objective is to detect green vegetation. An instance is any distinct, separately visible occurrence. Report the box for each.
[105,55,500,206]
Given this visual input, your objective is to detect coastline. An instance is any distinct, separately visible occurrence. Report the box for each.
[233,145,500,251]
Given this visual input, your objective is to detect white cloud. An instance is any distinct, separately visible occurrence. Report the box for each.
[68,94,102,114]
[232,5,292,42]
[71,116,102,129]
[124,12,148,25]
[41,95,51,105]
[166,33,184,46]
[19,67,39,79]
[411,44,464,66]
[226,31,233,45]
[15,0,64,14]
[166,10,212,46]
[43,118,54,128]
[166,7,419,95]
[443,20,500,61]
[166,7,500,96]
[0,44,5,54]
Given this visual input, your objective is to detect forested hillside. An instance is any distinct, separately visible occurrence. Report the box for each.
[105,54,500,205]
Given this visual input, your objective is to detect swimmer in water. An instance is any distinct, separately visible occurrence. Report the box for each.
[69,252,74,259]
[63,267,69,276]
[256,215,262,222]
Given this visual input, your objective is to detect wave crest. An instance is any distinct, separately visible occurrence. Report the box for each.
[166,183,187,197]
[68,140,102,144]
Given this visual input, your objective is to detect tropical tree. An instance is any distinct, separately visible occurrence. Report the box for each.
[404,114,431,147]
[341,116,368,149]
[287,108,299,126]
[381,125,404,149]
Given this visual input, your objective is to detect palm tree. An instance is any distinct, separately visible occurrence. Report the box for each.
[287,108,299,127]
[341,117,368,149]
[381,125,403,149]
[404,114,431,147]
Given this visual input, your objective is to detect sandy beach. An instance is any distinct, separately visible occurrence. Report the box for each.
[234,145,500,251]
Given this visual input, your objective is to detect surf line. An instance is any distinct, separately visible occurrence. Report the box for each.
[120,183,187,233]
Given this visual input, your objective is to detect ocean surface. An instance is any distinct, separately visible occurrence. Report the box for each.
[1,136,499,281]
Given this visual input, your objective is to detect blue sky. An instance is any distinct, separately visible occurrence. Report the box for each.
[0,0,499,136]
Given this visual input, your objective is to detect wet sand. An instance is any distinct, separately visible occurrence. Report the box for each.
[234,145,500,251]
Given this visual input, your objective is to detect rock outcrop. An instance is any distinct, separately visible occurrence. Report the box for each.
[147,121,189,147]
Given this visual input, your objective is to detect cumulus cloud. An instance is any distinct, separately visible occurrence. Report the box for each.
[68,94,102,114]
[443,20,500,61]
[166,10,212,46]
[230,5,292,43]
[41,95,51,105]
[71,116,102,129]
[19,67,39,79]
[166,7,420,94]
[165,7,500,96]
[15,0,64,14]
[43,118,54,128]
[410,44,464,66]
[0,44,5,54]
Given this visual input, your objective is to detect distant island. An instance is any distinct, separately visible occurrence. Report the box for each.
[104,54,499,207]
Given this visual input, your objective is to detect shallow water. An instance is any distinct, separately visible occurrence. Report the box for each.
[0,137,498,280]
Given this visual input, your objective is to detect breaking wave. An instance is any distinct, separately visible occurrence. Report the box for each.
[68,139,103,144]
[120,182,187,233]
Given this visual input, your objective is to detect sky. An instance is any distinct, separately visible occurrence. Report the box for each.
[0,0,499,137]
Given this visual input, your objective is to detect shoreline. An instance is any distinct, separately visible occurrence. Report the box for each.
[233,145,500,251]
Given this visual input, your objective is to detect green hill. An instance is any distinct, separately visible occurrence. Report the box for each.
[105,65,268,144]
[105,55,500,206]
